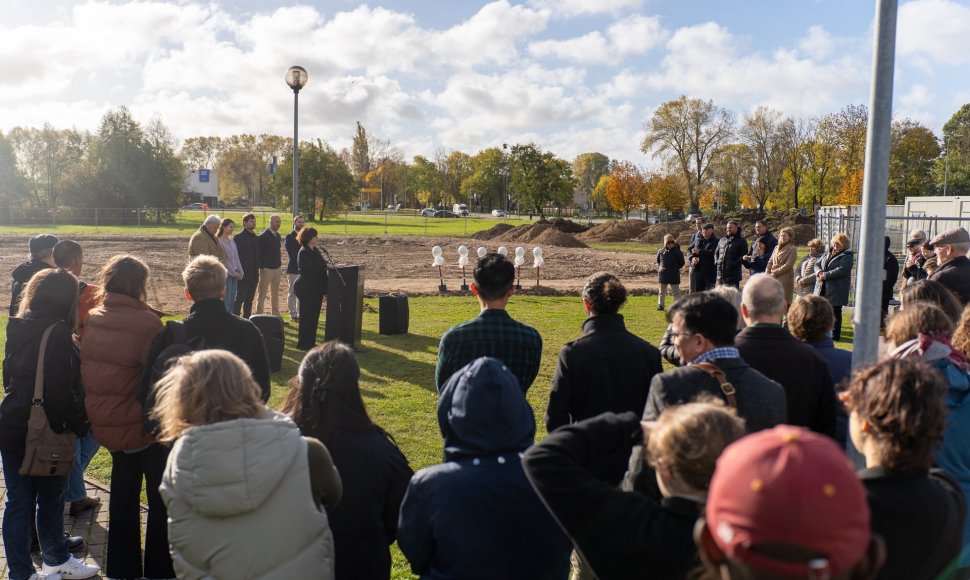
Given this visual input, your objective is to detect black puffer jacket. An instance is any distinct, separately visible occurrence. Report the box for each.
[715,235,747,286]
[0,317,88,456]
[8,260,52,316]
[656,245,685,284]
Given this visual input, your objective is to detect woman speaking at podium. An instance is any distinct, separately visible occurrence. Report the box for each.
[294,227,329,350]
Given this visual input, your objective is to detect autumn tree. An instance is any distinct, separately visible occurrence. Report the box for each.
[409,155,441,207]
[180,136,223,170]
[934,103,970,195]
[887,119,941,204]
[572,152,610,205]
[779,116,812,209]
[271,140,355,219]
[606,161,648,219]
[710,144,752,213]
[461,147,506,210]
[804,115,839,207]
[647,170,687,213]
[437,150,472,206]
[0,131,27,210]
[832,104,869,205]
[641,96,734,213]
[592,174,612,213]
[351,122,370,180]
[509,143,574,215]
[740,106,786,212]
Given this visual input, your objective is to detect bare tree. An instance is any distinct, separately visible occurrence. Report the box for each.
[779,116,812,209]
[740,106,786,212]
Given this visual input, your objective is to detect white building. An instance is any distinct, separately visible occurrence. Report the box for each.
[183,169,219,205]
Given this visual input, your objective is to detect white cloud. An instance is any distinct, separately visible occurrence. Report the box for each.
[899,0,970,66]
[528,0,644,18]
[901,84,935,108]
[530,32,612,64]
[529,15,667,64]
[432,1,549,68]
[798,25,834,59]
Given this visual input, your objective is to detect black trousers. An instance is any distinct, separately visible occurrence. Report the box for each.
[689,269,715,293]
[233,279,257,318]
[107,444,174,580]
[833,305,843,342]
[297,289,325,349]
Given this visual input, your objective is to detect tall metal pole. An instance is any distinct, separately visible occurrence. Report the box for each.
[944,135,950,196]
[292,89,299,218]
[853,0,898,371]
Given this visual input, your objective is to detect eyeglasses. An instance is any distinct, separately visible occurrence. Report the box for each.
[669,331,695,341]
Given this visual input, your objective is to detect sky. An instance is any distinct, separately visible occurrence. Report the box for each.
[2,0,970,165]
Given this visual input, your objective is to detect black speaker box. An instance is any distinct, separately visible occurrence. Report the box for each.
[379,295,409,335]
[250,314,284,372]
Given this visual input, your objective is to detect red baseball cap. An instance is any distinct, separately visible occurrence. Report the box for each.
[706,426,870,577]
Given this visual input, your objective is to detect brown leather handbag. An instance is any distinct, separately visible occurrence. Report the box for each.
[19,323,77,477]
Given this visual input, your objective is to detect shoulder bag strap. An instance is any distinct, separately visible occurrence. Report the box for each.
[692,361,737,409]
[32,323,58,404]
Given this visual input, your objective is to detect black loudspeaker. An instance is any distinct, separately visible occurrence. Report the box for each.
[250,315,284,372]
[379,295,409,335]
[325,265,365,349]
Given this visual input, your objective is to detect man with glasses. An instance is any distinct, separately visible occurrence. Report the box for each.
[929,227,970,304]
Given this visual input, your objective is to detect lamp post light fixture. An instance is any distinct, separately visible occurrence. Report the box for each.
[286,66,308,218]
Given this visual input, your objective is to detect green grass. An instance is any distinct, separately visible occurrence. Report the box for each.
[0,211,533,238]
[0,297,855,579]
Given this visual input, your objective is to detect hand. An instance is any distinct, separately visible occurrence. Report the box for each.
[742,255,751,262]
[692,257,700,266]
[817,272,825,280]
[692,248,699,255]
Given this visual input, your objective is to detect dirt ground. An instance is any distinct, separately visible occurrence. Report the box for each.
[0,234,665,315]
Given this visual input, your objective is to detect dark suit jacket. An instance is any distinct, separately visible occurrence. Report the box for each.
[930,255,970,305]
[234,229,260,283]
[735,325,837,437]
[257,228,282,270]
[545,314,662,438]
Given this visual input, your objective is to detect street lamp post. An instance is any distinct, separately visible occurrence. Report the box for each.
[286,66,308,218]
[503,143,509,213]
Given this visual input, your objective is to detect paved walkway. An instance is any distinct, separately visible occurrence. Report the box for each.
[0,470,145,579]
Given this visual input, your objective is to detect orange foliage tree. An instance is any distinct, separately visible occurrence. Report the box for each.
[606,161,649,218]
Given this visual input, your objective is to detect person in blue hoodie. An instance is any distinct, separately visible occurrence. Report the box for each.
[397,357,571,580]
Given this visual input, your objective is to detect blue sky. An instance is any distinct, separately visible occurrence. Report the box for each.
[1,0,968,164]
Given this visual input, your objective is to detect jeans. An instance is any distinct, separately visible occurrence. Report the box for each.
[1,451,70,580]
[107,444,175,580]
[65,433,101,502]
[256,267,282,315]
[286,273,300,318]
[224,276,238,313]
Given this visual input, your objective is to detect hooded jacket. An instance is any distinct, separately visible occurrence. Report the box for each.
[160,411,335,580]
[398,357,571,580]
[0,317,88,456]
[8,260,52,316]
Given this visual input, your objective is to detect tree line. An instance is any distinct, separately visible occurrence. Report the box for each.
[2,97,969,221]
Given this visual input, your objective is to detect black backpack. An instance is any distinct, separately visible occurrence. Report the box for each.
[140,320,206,436]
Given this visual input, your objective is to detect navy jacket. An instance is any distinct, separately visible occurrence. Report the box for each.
[656,245,685,284]
[398,358,571,580]
[257,228,282,270]
[234,228,260,283]
[285,230,301,274]
[715,234,747,286]
[814,249,854,307]
[808,338,853,446]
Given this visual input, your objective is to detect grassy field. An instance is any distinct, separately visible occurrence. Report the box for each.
[0,295,854,579]
[0,211,536,238]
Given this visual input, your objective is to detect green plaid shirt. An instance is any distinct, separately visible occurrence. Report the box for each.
[435,308,543,393]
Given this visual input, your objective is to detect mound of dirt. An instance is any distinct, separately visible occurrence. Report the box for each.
[576,220,651,243]
[546,217,590,234]
[487,222,588,247]
[791,224,817,245]
[470,223,515,240]
[532,228,589,248]
[639,222,697,245]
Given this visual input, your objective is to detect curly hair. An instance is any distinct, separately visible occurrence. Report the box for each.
[787,295,835,342]
[582,272,627,315]
[842,358,946,471]
[885,302,954,347]
[646,401,746,492]
[953,305,970,356]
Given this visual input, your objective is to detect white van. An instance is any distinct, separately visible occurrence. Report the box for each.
[453,203,469,216]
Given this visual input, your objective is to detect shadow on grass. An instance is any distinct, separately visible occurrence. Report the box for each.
[357,329,440,393]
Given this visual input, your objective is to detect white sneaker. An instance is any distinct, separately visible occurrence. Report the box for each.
[28,573,62,579]
[41,555,99,579]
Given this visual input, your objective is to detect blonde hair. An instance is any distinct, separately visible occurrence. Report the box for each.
[831,232,851,250]
[779,227,794,244]
[183,255,227,301]
[663,234,675,244]
[646,401,745,492]
[807,238,825,254]
[17,268,79,332]
[151,350,265,442]
[886,302,953,347]
[953,304,970,356]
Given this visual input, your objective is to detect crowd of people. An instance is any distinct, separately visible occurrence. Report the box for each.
[3,215,970,579]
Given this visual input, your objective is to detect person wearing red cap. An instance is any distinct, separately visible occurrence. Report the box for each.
[695,425,886,579]
[842,358,965,579]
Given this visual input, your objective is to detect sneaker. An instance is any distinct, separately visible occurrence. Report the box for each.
[68,496,101,517]
[657,304,665,311]
[41,555,100,579]
[28,573,62,580]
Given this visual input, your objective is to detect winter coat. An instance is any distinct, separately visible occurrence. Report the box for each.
[80,292,162,451]
[188,225,226,263]
[0,317,88,456]
[883,250,900,307]
[766,242,797,301]
[398,357,571,580]
[808,338,853,446]
[295,246,329,298]
[235,228,261,283]
[8,259,52,316]
[930,256,970,305]
[285,230,301,275]
[742,252,768,275]
[546,313,663,463]
[715,234,747,286]
[161,411,336,580]
[750,231,778,261]
[258,228,282,270]
[689,235,719,287]
[795,253,821,296]
[814,249,854,307]
[656,245,685,285]
[524,412,704,580]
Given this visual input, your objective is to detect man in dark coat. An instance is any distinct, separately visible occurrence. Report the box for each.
[285,215,305,321]
[715,220,746,288]
[929,226,970,305]
[545,273,662,469]
[398,357,571,579]
[181,255,271,401]
[255,214,283,316]
[8,234,58,316]
[749,220,778,259]
[882,235,900,325]
[735,275,836,438]
[233,212,260,318]
[689,223,718,292]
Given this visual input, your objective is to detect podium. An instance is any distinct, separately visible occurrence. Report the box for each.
[325,265,365,349]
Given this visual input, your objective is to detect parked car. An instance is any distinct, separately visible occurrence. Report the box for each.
[421,208,437,217]
[452,203,469,216]
[433,210,459,218]
[181,202,205,211]
[491,209,506,218]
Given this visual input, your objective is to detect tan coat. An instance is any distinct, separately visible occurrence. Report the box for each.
[766,242,797,303]
[188,225,226,263]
